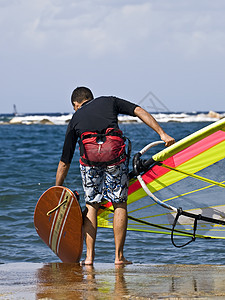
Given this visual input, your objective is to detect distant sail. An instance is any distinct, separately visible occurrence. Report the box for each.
[13,104,18,116]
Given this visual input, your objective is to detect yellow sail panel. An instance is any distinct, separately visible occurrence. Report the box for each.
[152,118,225,162]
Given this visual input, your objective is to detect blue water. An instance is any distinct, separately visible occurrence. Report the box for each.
[1,120,225,265]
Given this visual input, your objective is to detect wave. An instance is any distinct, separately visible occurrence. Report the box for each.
[0,111,224,125]
[0,114,73,125]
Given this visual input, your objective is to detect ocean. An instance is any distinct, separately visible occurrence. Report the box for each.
[1,111,225,266]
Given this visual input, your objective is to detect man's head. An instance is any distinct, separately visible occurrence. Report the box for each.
[71,87,94,111]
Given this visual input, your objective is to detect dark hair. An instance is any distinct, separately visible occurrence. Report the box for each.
[71,87,94,104]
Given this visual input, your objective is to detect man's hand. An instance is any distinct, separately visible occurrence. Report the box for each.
[160,133,175,147]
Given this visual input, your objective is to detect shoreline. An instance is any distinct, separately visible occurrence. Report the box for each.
[1,262,225,299]
[0,110,224,126]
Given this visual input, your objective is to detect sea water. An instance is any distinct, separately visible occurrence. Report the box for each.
[1,112,225,265]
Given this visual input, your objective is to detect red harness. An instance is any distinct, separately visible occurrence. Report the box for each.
[79,128,129,167]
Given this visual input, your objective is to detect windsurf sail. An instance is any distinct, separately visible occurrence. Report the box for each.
[97,118,225,246]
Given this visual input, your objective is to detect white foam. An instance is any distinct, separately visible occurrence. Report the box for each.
[5,111,225,125]
[9,114,73,125]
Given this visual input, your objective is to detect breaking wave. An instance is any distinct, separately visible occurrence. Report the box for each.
[1,111,224,125]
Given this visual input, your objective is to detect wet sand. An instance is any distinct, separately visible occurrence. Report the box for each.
[1,263,225,299]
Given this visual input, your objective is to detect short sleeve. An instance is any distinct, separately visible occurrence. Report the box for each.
[113,97,138,116]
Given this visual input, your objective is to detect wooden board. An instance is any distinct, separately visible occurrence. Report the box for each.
[34,186,83,263]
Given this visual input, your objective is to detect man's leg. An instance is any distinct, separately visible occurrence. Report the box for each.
[113,202,132,264]
[82,202,100,265]
[80,164,104,265]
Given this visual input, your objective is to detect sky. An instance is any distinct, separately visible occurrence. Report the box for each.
[1,0,225,113]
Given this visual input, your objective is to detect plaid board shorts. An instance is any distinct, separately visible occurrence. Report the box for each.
[80,162,129,204]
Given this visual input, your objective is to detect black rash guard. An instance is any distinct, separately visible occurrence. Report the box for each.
[60,96,138,164]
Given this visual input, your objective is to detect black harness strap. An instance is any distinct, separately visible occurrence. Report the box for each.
[81,128,125,141]
[171,207,225,248]
[171,208,199,248]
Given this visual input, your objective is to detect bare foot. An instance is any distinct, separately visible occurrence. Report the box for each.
[80,259,93,266]
[115,258,132,265]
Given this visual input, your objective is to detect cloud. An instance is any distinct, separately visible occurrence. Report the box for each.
[1,0,225,60]
[1,0,225,113]
[30,1,154,57]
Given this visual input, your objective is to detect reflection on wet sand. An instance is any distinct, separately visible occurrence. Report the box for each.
[1,263,225,299]
[36,263,130,299]
[36,263,83,299]
[114,265,129,298]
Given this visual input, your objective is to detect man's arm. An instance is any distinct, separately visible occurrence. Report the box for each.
[134,106,175,147]
[55,160,70,186]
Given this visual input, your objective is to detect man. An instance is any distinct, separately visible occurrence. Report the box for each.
[56,86,175,265]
